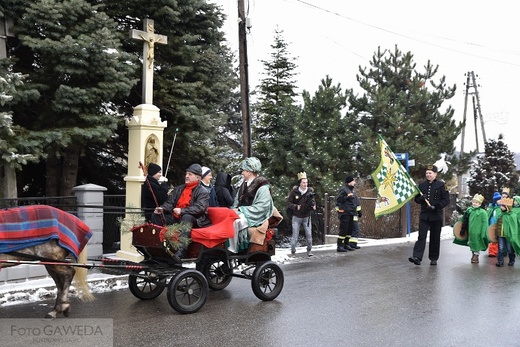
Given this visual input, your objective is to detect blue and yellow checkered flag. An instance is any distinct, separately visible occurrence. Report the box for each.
[371,134,420,218]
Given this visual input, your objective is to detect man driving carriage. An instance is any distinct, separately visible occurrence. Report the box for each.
[152,163,211,228]
[151,163,211,258]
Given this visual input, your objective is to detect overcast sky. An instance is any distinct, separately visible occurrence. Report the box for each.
[215,0,520,154]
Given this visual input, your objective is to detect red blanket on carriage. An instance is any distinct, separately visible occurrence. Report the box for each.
[0,205,92,259]
[191,207,239,248]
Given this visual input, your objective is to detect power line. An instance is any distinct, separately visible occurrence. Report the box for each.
[293,0,520,67]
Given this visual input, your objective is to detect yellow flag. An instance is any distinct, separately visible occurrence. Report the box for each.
[371,135,420,218]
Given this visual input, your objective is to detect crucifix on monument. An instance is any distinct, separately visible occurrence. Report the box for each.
[117,19,168,261]
[130,18,167,105]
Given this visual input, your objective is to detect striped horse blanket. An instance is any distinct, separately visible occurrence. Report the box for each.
[0,205,92,259]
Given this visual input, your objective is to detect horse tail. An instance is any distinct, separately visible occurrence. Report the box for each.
[74,246,95,301]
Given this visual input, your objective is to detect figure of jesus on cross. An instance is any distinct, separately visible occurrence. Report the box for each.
[130,18,167,105]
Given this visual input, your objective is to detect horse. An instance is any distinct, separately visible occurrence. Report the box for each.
[0,205,95,318]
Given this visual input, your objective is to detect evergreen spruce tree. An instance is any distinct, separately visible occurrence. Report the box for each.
[347,46,463,179]
[4,0,240,194]
[102,0,240,184]
[467,135,519,201]
[4,0,136,196]
[0,71,34,166]
[252,29,300,207]
[0,71,42,197]
[297,76,356,200]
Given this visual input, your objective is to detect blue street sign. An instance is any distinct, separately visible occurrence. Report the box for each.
[395,153,407,160]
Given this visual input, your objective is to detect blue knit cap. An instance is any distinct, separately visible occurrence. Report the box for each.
[493,192,501,203]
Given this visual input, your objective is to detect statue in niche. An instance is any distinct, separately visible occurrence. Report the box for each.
[145,137,159,168]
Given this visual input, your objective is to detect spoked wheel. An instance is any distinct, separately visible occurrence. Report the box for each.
[198,258,233,291]
[167,269,208,314]
[128,270,167,300]
[251,261,284,301]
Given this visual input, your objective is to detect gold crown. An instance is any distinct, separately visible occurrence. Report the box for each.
[502,187,510,195]
[472,194,484,205]
[297,172,307,180]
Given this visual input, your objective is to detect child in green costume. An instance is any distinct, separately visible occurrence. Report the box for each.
[495,197,520,267]
[456,194,489,264]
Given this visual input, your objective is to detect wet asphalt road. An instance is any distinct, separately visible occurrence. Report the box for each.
[2,239,520,347]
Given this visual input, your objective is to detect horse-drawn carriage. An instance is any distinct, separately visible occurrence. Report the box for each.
[0,205,284,316]
[122,207,284,314]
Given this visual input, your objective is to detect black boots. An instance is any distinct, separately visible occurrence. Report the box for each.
[337,238,356,252]
[337,239,347,252]
[343,237,354,251]
[408,257,421,265]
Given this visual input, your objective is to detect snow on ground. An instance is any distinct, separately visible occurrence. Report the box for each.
[0,226,454,307]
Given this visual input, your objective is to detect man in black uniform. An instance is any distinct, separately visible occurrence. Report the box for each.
[409,164,450,266]
[336,175,357,252]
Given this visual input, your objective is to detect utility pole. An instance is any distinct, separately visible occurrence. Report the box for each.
[238,0,252,158]
[471,71,486,143]
[472,96,480,152]
[457,71,485,198]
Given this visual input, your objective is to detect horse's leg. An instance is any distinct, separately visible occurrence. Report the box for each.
[44,264,75,318]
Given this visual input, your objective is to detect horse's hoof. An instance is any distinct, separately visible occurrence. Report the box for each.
[63,307,70,317]
[45,312,56,319]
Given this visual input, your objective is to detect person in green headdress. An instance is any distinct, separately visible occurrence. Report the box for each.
[496,196,520,267]
[228,157,281,252]
[499,196,520,266]
[456,194,489,264]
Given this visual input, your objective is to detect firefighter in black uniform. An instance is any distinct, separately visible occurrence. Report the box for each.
[336,175,357,252]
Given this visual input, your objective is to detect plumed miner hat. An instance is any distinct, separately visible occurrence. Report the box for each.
[147,163,161,176]
[426,164,438,173]
[472,194,484,205]
[186,163,202,176]
[238,157,262,173]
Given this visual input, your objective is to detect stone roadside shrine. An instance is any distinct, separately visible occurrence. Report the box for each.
[116,18,168,261]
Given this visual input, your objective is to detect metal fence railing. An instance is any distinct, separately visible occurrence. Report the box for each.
[102,195,126,252]
[1,191,458,251]
[0,196,78,214]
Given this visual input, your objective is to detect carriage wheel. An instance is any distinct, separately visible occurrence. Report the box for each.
[198,258,233,291]
[251,261,284,301]
[167,269,208,314]
[128,270,166,300]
